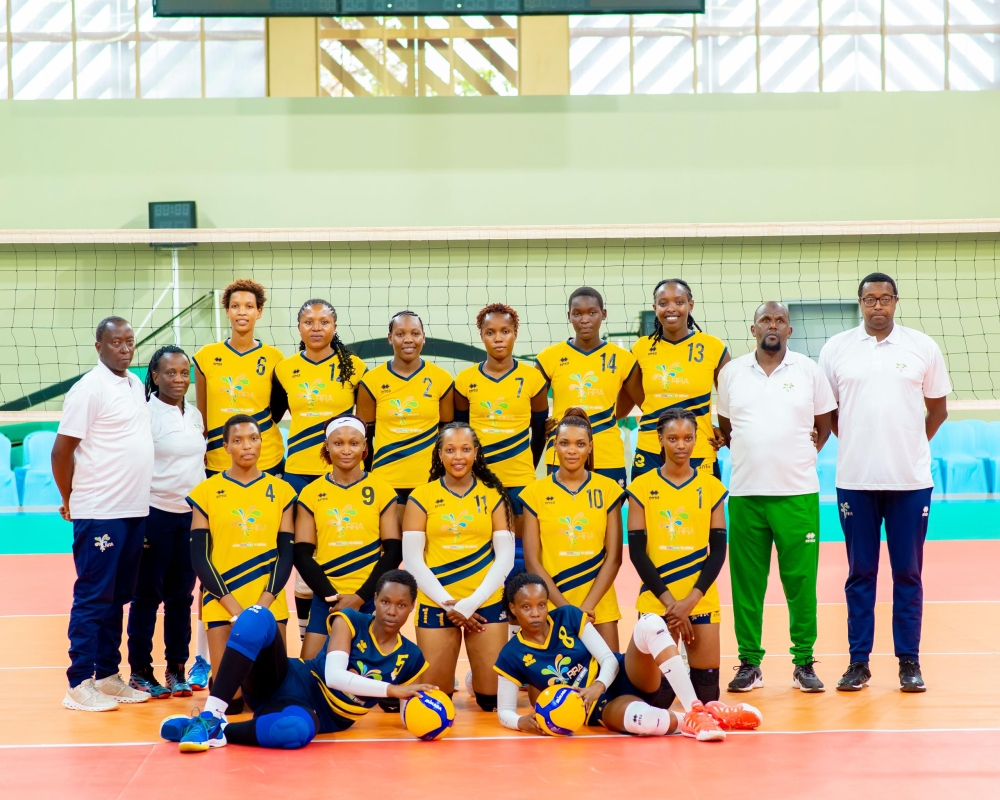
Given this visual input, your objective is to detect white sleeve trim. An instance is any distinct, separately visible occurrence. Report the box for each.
[325,650,389,698]
[497,674,523,731]
[402,530,454,608]
[580,622,620,689]
[452,529,515,620]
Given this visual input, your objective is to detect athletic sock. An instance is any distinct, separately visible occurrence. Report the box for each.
[660,655,699,712]
[204,696,229,719]
[294,596,312,642]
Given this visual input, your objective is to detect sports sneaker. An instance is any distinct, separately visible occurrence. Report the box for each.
[792,662,826,693]
[680,702,726,742]
[704,700,762,730]
[62,678,118,712]
[129,671,171,699]
[160,713,192,742]
[189,655,211,692]
[899,659,926,693]
[165,667,193,698]
[836,661,871,692]
[95,673,150,704]
[179,711,227,753]
[727,660,763,693]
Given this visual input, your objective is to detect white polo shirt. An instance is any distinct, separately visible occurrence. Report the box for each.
[717,349,838,497]
[148,394,206,514]
[58,361,154,519]
[819,323,951,491]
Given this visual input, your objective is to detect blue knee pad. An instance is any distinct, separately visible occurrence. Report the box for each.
[227,605,277,661]
[256,706,317,749]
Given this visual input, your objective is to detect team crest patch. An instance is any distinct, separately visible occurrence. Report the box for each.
[94,534,113,552]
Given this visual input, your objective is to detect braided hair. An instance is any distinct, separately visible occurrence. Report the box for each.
[554,407,595,471]
[651,279,702,345]
[429,422,515,531]
[144,345,188,401]
[655,407,698,462]
[296,299,356,386]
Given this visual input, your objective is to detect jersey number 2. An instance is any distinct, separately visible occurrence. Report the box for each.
[422,377,433,398]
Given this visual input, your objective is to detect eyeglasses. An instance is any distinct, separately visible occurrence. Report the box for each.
[861,295,897,308]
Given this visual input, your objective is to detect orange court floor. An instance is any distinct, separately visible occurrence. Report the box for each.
[2,541,999,799]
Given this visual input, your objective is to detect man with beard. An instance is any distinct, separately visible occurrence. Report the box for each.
[716,302,837,694]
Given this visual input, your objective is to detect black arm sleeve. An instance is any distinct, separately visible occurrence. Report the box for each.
[530,408,549,468]
[293,541,337,599]
[363,421,375,472]
[692,528,728,596]
[190,528,229,600]
[628,530,669,598]
[265,532,295,596]
[355,538,403,602]
[269,373,289,425]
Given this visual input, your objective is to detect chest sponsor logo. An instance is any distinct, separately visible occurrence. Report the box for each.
[654,362,688,388]
[221,374,250,404]
[479,398,508,420]
[442,511,474,542]
[389,397,418,418]
[659,507,692,542]
[782,382,795,392]
[326,505,362,537]
[895,363,908,373]
[558,512,592,547]
[232,507,265,538]
[298,380,332,409]
[569,372,599,401]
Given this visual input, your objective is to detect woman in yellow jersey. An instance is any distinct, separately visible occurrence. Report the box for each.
[293,415,401,660]
[186,414,296,686]
[535,287,637,489]
[401,422,515,711]
[356,311,454,519]
[626,408,729,706]
[520,408,625,650]
[272,299,367,496]
[194,279,285,476]
[454,303,548,582]
[623,279,730,482]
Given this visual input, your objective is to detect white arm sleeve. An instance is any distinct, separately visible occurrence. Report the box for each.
[580,622,620,689]
[402,530,454,608]
[497,674,523,731]
[452,530,515,620]
[325,650,389,698]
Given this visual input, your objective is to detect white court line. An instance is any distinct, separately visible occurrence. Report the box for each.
[4,727,1000,751]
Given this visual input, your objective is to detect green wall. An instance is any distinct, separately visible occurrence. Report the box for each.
[1,92,999,230]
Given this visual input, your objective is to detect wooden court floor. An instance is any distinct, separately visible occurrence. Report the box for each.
[2,541,999,798]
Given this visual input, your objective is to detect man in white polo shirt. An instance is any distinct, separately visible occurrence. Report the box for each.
[819,273,950,694]
[717,301,837,694]
[51,316,155,711]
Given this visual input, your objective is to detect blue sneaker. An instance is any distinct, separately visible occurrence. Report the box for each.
[179,711,227,753]
[189,656,211,692]
[160,714,192,742]
[165,668,193,698]
[129,671,172,699]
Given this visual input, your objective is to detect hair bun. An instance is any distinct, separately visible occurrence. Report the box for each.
[562,407,590,424]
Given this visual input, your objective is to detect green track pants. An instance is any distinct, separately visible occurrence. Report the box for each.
[728,494,820,667]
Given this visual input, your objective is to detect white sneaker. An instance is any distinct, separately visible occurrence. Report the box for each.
[95,673,151,704]
[63,679,119,712]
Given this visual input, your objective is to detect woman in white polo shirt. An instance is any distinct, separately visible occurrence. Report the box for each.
[126,345,207,699]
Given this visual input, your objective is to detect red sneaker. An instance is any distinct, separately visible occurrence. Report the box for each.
[680,702,726,742]
[704,700,763,730]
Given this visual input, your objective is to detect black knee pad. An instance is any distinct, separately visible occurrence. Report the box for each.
[689,668,720,704]
[294,596,312,622]
[649,676,676,709]
[474,692,498,712]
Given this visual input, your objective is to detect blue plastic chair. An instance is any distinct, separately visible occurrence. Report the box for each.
[20,431,61,507]
[933,421,989,496]
[0,434,18,509]
[280,426,289,458]
[984,422,1000,494]
[716,447,732,488]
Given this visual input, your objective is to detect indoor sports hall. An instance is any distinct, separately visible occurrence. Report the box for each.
[2,4,1000,799]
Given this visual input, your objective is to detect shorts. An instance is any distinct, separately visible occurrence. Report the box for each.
[637,609,721,626]
[546,465,628,488]
[586,652,656,726]
[631,449,719,482]
[504,538,526,599]
[305,594,375,635]
[415,600,508,629]
[506,486,526,517]
[395,488,413,505]
[284,472,321,495]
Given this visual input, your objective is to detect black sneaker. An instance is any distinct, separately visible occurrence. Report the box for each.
[792,662,825,693]
[836,661,871,692]
[899,659,926,693]
[727,660,763,692]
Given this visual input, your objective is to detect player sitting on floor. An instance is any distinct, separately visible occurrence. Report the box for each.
[494,573,762,741]
[159,569,436,752]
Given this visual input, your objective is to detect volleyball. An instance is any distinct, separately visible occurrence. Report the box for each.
[533,685,587,736]
[402,690,456,741]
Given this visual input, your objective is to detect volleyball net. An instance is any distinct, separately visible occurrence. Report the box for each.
[2,221,999,418]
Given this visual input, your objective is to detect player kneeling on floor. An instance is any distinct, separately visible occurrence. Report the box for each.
[160,570,436,752]
[494,573,762,741]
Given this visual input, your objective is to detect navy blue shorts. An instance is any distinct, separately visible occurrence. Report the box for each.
[284,473,321,495]
[415,600,508,629]
[586,653,657,726]
[631,450,719,482]
[507,485,526,517]
[546,465,627,488]
[305,594,375,635]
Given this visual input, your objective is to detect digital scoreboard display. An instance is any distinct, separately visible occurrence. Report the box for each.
[153,0,702,17]
[149,202,197,229]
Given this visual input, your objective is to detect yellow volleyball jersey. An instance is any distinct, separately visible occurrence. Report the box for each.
[296,472,397,595]
[409,478,503,609]
[186,471,296,624]
[631,332,728,463]
[194,340,286,472]
[626,468,728,617]
[359,360,454,490]
[535,340,637,471]
[519,472,625,623]
[454,361,547,489]
[274,351,368,476]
